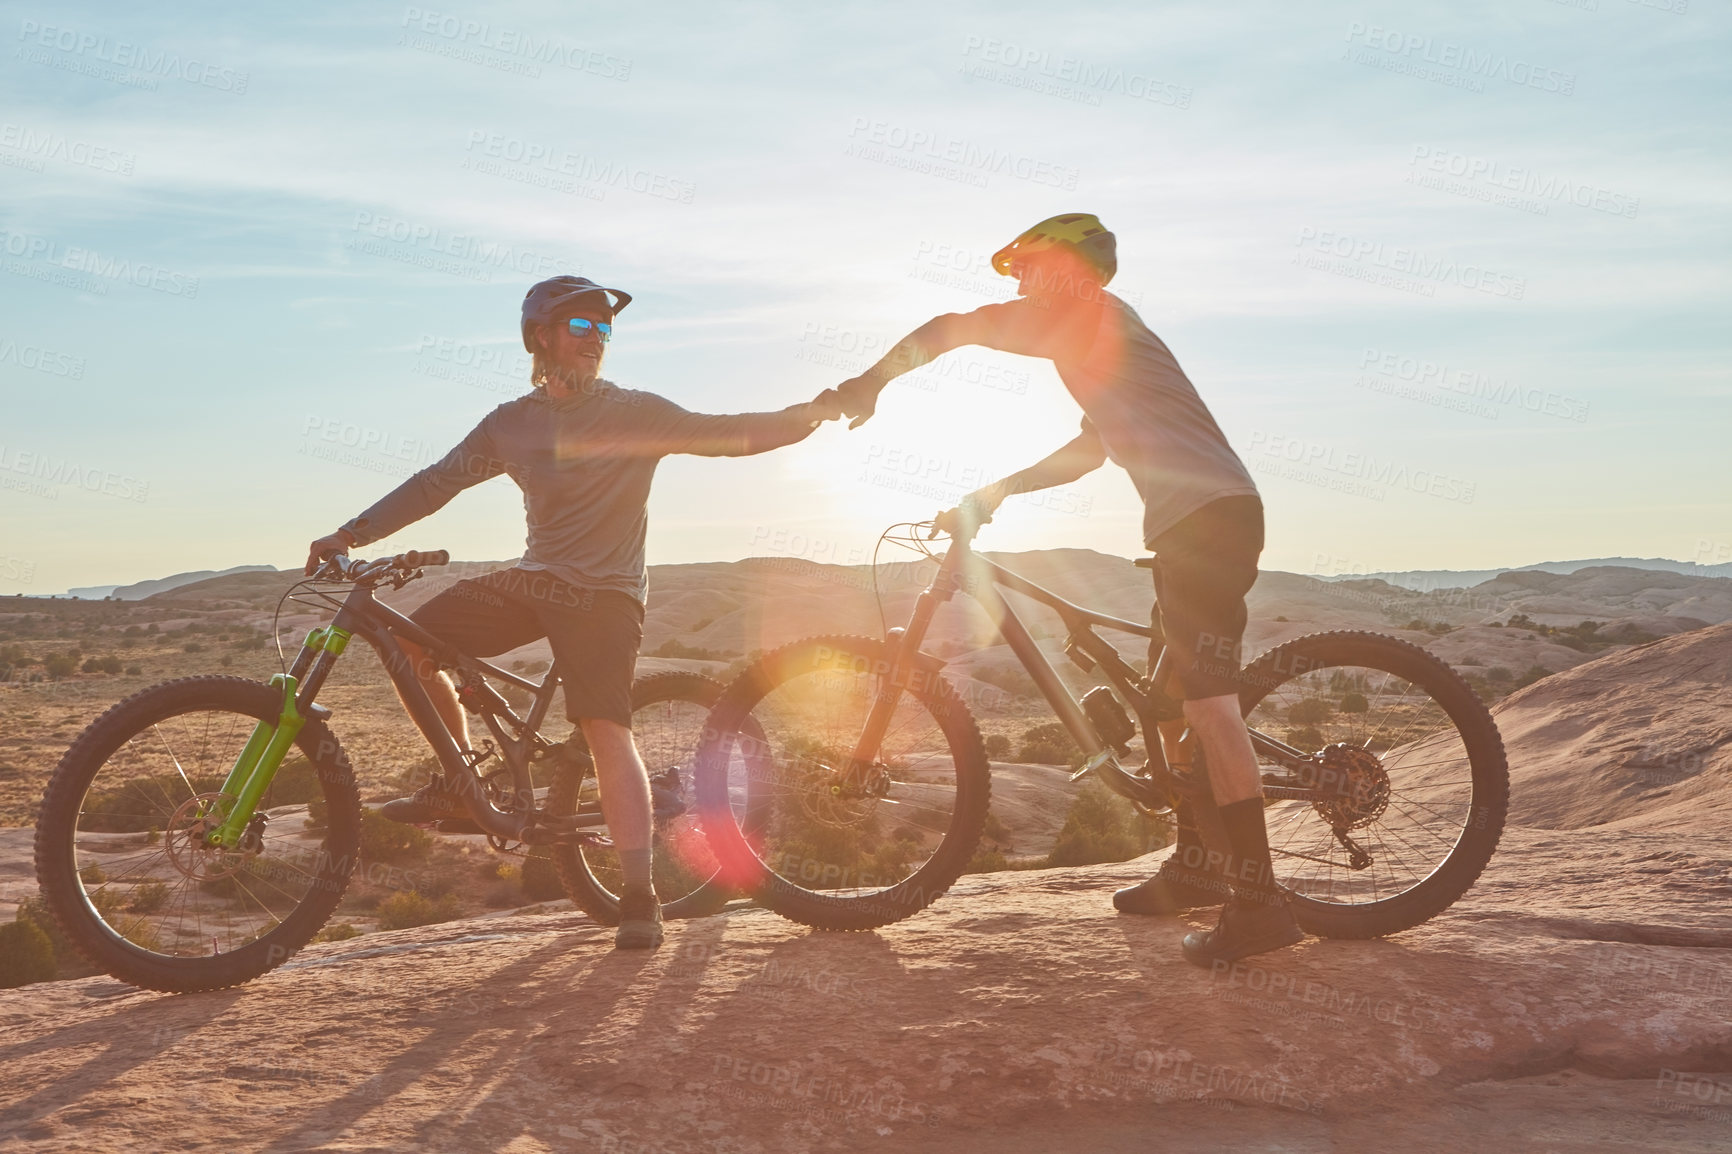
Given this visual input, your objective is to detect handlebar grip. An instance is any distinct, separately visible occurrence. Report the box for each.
[401,549,450,568]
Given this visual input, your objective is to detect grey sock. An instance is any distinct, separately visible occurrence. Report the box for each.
[619,848,653,890]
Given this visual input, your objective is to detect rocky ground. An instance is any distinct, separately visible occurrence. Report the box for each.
[1,824,1730,1153]
[3,586,1730,1151]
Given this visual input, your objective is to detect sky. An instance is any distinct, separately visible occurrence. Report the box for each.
[1,0,1728,595]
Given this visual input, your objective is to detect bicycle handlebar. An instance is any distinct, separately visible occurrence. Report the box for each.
[315,549,449,585]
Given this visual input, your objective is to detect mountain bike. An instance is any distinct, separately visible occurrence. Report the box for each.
[692,518,1509,937]
[33,550,760,993]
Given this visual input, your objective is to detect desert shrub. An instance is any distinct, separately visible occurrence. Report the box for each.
[1017,722,1079,766]
[1512,664,1552,691]
[1287,726,1324,750]
[1339,692,1368,713]
[1044,780,1169,868]
[983,733,1012,760]
[128,880,169,913]
[42,654,77,680]
[81,773,219,833]
[1287,698,1331,725]
[964,846,1008,873]
[359,808,432,862]
[520,851,565,901]
[483,884,520,908]
[266,754,323,806]
[650,639,735,661]
[982,810,1007,844]
[312,922,359,942]
[183,642,204,654]
[125,665,142,676]
[0,918,57,988]
[969,664,1040,700]
[374,891,460,930]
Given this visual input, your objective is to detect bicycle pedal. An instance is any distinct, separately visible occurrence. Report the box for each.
[1069,749,1117,782]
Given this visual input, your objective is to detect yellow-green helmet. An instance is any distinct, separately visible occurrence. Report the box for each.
[990,213,1117,284]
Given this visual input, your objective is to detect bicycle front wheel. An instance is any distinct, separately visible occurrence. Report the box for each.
[1239,631,1509,939]
[693,635,991,931]
[33,676,362,992]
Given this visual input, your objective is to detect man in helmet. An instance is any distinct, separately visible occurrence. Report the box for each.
[836,215,1300,966]
[306,275,844,950]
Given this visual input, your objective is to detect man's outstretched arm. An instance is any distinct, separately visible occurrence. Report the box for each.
[937,423,1107,533]
[648,389,843,458]
[305,416,506,573]
[837,302,1057,427]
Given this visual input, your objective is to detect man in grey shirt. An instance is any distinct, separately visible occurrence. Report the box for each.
[838,214,1300,966]
[306,275,841,948]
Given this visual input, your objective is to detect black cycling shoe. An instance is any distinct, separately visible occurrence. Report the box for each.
[649,766,688,822]
[1180,893,1303,968]
[1113,853,1230,915]
[379,774,482,835]
[615,885,664,950]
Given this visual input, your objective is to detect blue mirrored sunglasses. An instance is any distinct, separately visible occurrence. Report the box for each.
[565,317,612,342]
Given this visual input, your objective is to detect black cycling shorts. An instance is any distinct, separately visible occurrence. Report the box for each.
[409,567,643,727]
[1147,496,1264,701]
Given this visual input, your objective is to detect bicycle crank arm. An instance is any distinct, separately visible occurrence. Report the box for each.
[1071,750,1164,808]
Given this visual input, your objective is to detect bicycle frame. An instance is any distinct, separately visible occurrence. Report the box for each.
[852,527,1320,810]
[214,570,590,846]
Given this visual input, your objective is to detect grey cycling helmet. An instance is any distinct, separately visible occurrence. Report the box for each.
[521,275,632,352]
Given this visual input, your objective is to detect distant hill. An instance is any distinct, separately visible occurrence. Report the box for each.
[69,565,279,601]
[1314,556,1732,590]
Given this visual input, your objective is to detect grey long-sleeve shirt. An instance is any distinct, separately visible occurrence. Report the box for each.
[910,294,1257,547]
[340,381,828,602]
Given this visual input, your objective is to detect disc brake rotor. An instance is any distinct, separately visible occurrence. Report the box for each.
[162,792,249,882]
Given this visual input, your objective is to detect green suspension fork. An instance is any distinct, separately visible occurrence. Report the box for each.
[206,625,349,848]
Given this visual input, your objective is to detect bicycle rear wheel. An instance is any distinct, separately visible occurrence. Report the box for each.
[33,676,362,992]
[547,672,742,922]
[1238,631,1508,938]
[693,635,991,931]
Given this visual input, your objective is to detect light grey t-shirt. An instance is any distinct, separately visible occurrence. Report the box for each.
[340,382,827,602]
[924,293,1257,546]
